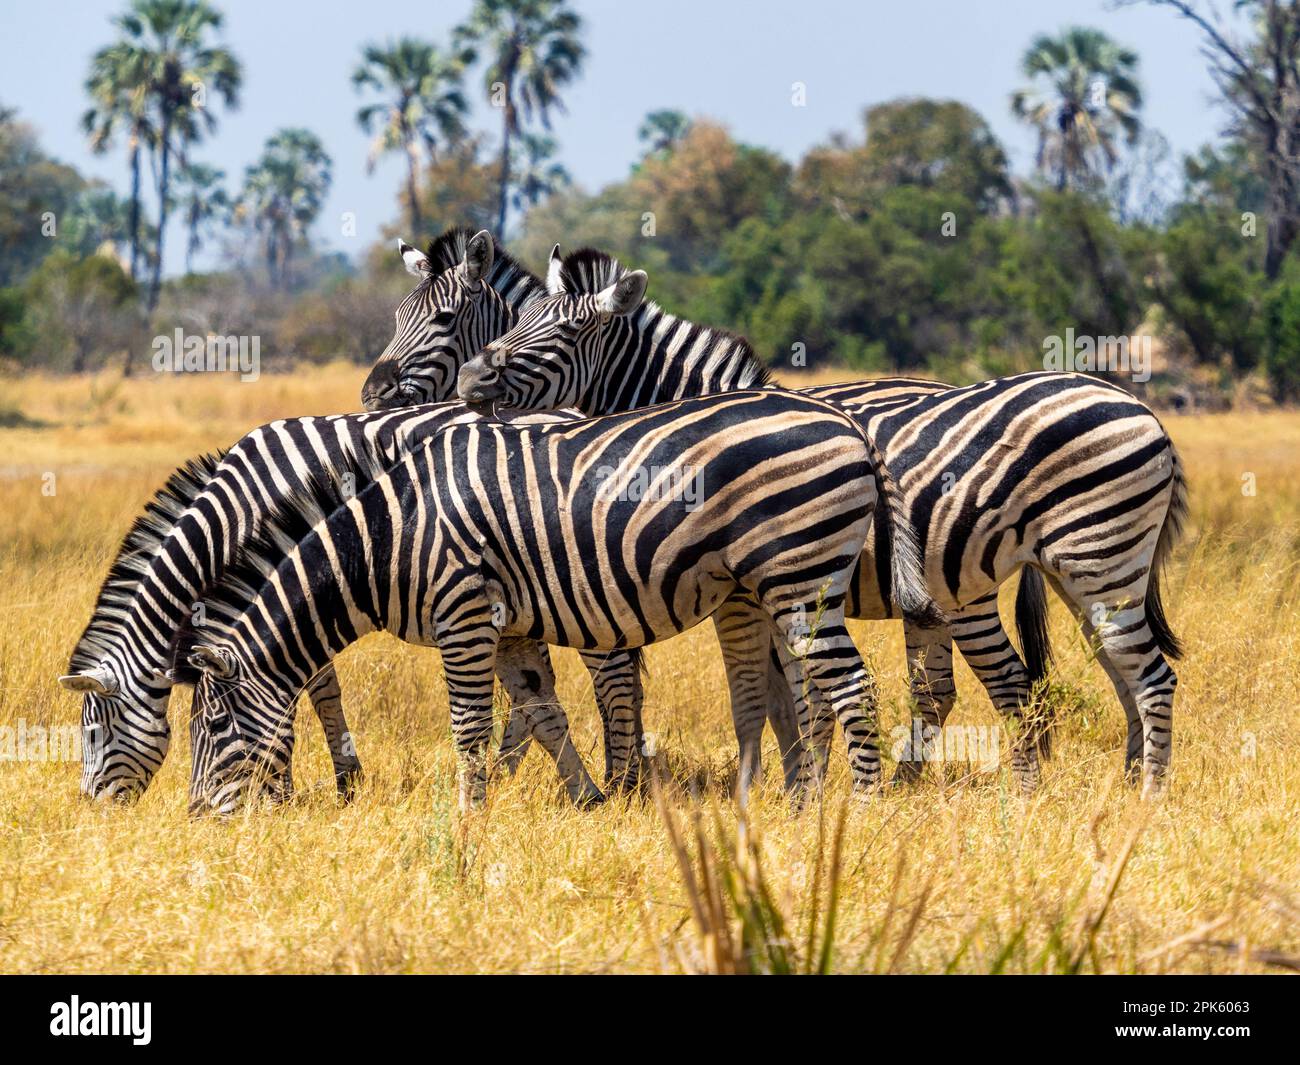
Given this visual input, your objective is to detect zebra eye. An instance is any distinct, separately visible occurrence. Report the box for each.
[430,311,455,328]
[202,699,233,732]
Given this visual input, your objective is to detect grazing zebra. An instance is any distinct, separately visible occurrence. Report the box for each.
[455,248,1188,795]
[362,235,1051,792]
[61,401,641,803]
[177,389,940,813]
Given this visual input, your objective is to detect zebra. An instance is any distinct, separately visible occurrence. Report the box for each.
[454,248,1188,795]
[361,228,544,411]
[361,234,1053,793]
[175,389,941,813]
[60,401,643,804]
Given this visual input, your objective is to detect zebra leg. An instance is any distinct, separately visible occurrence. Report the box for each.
[1041,573,1145,785]
[713,599,774,799]
[1090,633,1146,785]
[891,625,955,786]
[764,639,809,792]
[439,626,502,812]
[578,649,644,792]
[492,638,604,807]
[1047,567,1177,797]
[947,597,1043,794]
[494,641,544,776]
[771,603,882,797]
[304,665,363,800]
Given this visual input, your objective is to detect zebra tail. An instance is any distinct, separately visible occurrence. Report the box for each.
[1015,565,1055,760]
[859,431,946,630]
[764,641,805,791]
[1015,566,1053,689]
[1146,442,1189,661]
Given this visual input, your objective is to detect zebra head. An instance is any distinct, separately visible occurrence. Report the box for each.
[361,230,517,410]
[457,245,648,410]
[182,644,296,816]
[58,660,172,803]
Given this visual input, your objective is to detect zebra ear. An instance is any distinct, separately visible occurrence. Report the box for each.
[398,239,432,278]
[58,665,117,695]
[187,645,235,679]
[595,270,647,317]
[546,245,566,294]
[464,230,494,285]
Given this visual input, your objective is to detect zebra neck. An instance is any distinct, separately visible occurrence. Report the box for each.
[125,559,230,672]
[241,524,395,693]
[488,258,544,317]
[589,304,769,412]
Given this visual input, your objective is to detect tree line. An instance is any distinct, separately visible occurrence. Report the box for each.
[0,0,1296,402]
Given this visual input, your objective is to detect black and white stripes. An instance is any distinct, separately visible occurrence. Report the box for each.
[178,390,936,812]
[63,402,644,802]
[454,247,1187,793]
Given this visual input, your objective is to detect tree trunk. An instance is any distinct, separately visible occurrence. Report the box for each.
[497,98,515,236]
[1264,154,1298,281]
[127,138,141,283]
[268,226,280,287]
[407,142,422,237]
[149,115,172,314]
[186,203,197,275]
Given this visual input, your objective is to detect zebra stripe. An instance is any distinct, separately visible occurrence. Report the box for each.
[453,248,1187,794]
[177,390,929,812]
[62,402,641,802]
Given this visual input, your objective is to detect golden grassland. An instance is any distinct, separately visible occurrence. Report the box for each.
[1,363,1298,974]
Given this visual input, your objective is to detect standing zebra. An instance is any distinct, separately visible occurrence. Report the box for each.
[61,402,641,804]
[454,248,1188,795]
[177,390,940,813]
[362,235,1052,792]
[361,229,544,411]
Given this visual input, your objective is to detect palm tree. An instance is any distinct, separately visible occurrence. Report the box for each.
[235,129,332,288]
[82,41,155,282]
[638,110,692,157]
[454,0,585,235]
[353,38,473,237]
[1011,26,1142,191]
[171,162,228,273]
[509,132,570,216]
[92,0,241,310]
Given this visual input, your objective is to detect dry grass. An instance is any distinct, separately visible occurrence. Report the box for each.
[1,364,1297,973]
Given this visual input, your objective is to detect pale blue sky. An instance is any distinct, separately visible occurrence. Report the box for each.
[0,0,1238,270]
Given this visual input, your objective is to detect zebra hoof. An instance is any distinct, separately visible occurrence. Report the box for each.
[1034,728,1054,761]
[1140,773,1168,801]
[574,788,607,810]
[335,763,364,802]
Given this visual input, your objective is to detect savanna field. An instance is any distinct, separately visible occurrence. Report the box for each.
[1,364,1298,974]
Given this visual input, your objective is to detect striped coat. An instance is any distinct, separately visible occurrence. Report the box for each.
[453,249,1187,794]
[176,390,939,812]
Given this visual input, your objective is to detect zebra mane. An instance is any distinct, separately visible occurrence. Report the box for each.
[425,226,544,306]
[553,247,629,296]
[69,451,227,674]
[556,248,773,389]
[167,468,361,686]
